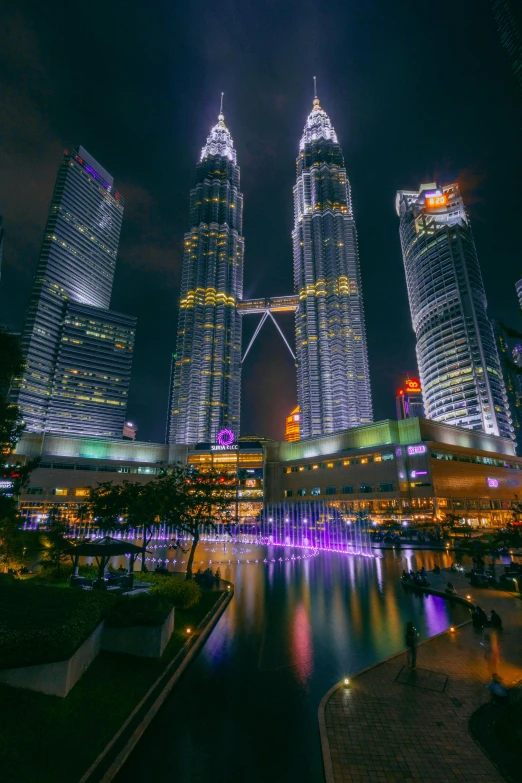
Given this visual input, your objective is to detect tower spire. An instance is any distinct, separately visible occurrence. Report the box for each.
[312,76,320,111]
[218,92,224,122]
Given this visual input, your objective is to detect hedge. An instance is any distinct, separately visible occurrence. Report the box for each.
[0,584,113,669]
[134,572,201,608]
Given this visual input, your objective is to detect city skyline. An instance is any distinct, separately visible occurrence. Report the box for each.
[1,0,521,442]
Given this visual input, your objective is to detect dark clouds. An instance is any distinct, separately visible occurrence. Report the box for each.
[1,0,521,442]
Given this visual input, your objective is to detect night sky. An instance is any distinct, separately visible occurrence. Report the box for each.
[1,0,521,443]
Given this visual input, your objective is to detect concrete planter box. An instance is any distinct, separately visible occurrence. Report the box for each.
[0,622,103,698]
[101,608,174,658]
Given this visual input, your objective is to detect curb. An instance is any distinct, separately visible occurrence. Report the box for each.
[80,583,234,783]
[318,589,473,783]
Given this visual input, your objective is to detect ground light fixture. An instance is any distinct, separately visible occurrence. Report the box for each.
[227,585,231,590]
[343,678,350,686]
[450,627,455,633]
[186,628,192,634]
[467,595,471,600]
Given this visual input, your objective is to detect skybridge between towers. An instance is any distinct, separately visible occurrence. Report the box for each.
[237,295,298,363]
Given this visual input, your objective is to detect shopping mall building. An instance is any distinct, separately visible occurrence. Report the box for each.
[12,418,522,528]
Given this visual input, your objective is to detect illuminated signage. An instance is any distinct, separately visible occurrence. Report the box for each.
[210,429,238,452]
[425,192,447,209]
[411,470,428,478]
[0,480,13,490]
[487,477,499,488]
[407,445,426,455]
[405,378,421,393]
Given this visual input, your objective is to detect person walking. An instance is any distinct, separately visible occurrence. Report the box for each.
[405,621,419,669]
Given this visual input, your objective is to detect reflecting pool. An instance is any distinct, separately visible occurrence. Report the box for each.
[117,545,468,783]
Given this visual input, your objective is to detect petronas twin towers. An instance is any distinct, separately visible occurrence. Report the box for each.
[168,93,372,444]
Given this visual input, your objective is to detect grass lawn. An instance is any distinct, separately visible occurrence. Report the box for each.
[0,589,223,783]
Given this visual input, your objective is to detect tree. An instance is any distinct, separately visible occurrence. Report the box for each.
[87,480,161,570]
[158,465,236,580]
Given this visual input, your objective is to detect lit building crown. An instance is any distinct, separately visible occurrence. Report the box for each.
[299,98,339,152]
[200,112,237,164]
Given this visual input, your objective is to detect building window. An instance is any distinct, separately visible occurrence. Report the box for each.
[325,486,336,495]
[291,466,299,473]
[341,485,353,494]
[360,484,373,494]
[310,487,321,496]
[284,490,293,498]
[297,488,306,496]
[27,487,43,495]
[118,466,130,473]
[343,459,351,466]
[312,464,319,470]
[382,453,394,461]
[75,488,89,497]
[326,462,334,469]
[284,467,292,474]
[53,489,68,496]
[379,483,394,492]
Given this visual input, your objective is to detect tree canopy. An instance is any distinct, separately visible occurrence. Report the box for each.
[87,464,236,578]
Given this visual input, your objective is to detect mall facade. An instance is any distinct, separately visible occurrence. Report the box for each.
[13,417,522,528]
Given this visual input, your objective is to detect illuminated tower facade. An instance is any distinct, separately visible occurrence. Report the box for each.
[396,182,513,440]
[293,95,372,438]
[12,146,135,437]
[168,108,244,444]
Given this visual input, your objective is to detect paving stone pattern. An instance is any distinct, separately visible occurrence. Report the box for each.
[322,569,522,783]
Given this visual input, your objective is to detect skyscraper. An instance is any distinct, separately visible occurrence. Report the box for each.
[293,93,372,439]
[46,302,135,438]
[516,277,522,308]
[285,405,300,442]
[492,319,522,451]
[13,146,135,437]
[489,0,522,94]
[168,106,244,444]
[396,182,513,440]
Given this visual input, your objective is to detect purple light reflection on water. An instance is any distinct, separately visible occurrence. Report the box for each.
[423,594,456,637]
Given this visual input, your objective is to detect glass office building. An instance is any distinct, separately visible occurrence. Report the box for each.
[396,182,513,440]
[12,146,134,436]
[46,302,136,438]
[293,95,372,439]
[168,109,244,444]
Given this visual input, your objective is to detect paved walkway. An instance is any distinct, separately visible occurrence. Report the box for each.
[320,569,522,783]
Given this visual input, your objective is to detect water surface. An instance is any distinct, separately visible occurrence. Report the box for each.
[118,546,468,783]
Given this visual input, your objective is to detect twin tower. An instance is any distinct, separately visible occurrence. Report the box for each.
[167,96,373,444]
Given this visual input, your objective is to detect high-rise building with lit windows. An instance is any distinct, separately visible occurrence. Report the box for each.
[12,146,135,437]
[285,405,300,442]
[396,182,513,440]
[293,95,372,439]
[168,108,244,444]
[46,302,135,438]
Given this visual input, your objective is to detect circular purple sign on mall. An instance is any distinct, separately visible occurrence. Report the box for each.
[217,429,235,447]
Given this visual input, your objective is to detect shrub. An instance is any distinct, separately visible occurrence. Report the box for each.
[37,563,98,583]
[0,584,113,668]
[134,572,201,608]
[105,593,172,628]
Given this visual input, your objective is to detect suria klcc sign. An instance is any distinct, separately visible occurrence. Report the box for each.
[211,429,238,451]
[407,444,426,455]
